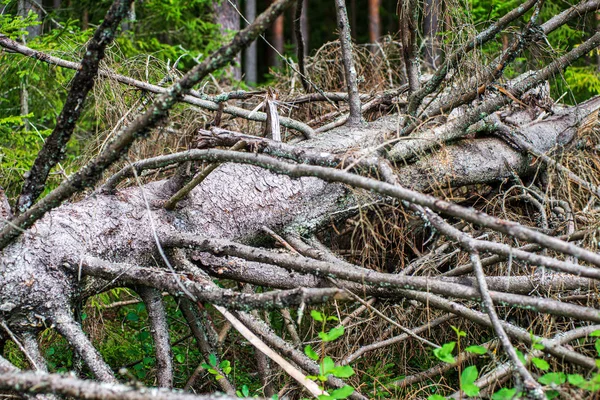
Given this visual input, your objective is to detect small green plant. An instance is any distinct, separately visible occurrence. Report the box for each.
[489,329,600,399]
[201,353,232,381]
[428,326,487,400]
[236,384,250,398]
[304,310,355,399]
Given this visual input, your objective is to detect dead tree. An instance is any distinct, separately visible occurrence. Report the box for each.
[1,0,600,399]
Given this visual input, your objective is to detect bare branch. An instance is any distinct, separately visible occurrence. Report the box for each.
[51,311,116,382]
[233,311,368,400]
[389,30,600,161]
[0,41,314,138]
[180,298,236,395]
[15,0,133,213]
[294,0,310,92]
[401,289,598,369]
[334,0,361,125]
[406,0,539,115]
[0,371,240,400]
[77,255,349,310]
[137,287,173,388]
[469,252,544,399]
[541,0,600,34]
[165,234,600,322]
[98,146,600,267]
[215,306,326,398]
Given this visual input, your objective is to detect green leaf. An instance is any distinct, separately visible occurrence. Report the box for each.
[491,388,517,400]
[531,357,550,371]
[433,342,456,363]
[328,385,355,399]
[567,374,586,387]
[209,353,218,367]
[465,345,487,355]
[321,356,335,375]
[176,353,185,363]
[538,372,566,386]
[327,316,339,322]
[201,363,211,369]
[305,345,320,361]
[460,365,478,386]
[126,312,139,321]
[462,383,480,397]
[545,390,559,399]
[427,395,447,400]
[219,360,231,369]
[311,310,324,322]
[319,326,345,342]
[595,339,600,356]
[330,365,355,378]
[451,326,466,338]
[590,330,600,337]
[143,357,154,366]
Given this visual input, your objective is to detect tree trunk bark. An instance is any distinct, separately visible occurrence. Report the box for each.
[244,0,258,85]
[368,0,380,43]
[213,0,241,79]
[18,0,41,38]
[271,0,285,68]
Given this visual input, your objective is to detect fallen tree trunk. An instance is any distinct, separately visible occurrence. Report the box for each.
[1,92,598,369]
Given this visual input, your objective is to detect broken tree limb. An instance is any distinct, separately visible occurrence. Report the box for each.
[15,0,133,213]
[388,31,600,161]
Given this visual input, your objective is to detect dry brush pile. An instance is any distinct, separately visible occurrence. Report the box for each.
[1,0,600,399]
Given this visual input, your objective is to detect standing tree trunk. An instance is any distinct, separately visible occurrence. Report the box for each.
[271,0,285,68]
[244,0,258,85]
[368,0,381,43]
[213,0,241,79]
[300,0,309,56]
[18,0,41,38]
[82,7,89,30]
